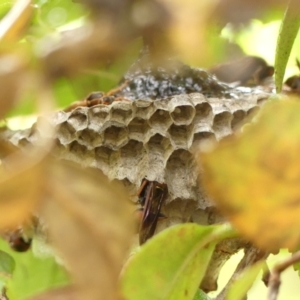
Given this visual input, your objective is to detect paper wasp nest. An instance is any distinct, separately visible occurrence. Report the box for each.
[13,92,268,217]
[8,52,270,226]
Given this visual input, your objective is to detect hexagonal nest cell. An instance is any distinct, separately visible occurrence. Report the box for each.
[56,121,77,145]
[170,105,195,126]
[194,102,213,125]
[88,105,110,131]
[67,108,88,131]
[67,141,95,166]
[110,103,133,125]
[94,146,114,174]
[193,131,217,147]
[146,134,173,158]
[78,128,103,149]
[168,124,194,149]
[231,110,247,131]
[148,109,173,132]
[212,111,233,140]
[103,125,129,150]
[133,100,155,119]
[165,149,199,201]
[116,140,146,183]
[168,95,196,126]
[128,117,151,142]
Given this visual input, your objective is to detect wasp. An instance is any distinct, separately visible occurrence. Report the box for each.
[64,80,130,112]
[137,179,168,245]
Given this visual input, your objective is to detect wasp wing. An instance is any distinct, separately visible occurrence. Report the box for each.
[139,182,167,245]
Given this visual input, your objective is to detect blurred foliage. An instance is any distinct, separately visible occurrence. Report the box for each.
[201,100,300,252]
[0,0,299,300]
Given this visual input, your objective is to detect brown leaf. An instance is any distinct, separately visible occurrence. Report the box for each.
[0,159,43,229]
[39,161,134,300]
[200,99,300,251]
[0,55,27,119]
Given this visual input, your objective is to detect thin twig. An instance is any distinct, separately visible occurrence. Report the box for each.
[0,0,33,41]
[267,250,300,300]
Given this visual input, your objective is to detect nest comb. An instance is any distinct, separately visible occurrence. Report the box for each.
[11,92,269,219]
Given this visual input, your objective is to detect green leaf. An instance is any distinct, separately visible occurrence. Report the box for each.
[0,250,15,278]
[193,289,212,300]
[121,223,236,300]
[226,261,265,300]
[275,0,300,93]
[0,1,13,20]
[0,250,16,295]
[0,238,69,300]
[53,77,79,108]
[35,0,86,29]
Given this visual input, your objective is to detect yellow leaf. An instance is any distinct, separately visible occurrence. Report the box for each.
[200,99,300,251]
[0,54,27,119]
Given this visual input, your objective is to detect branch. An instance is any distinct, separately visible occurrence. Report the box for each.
[267,250,300,300]
[216,244,268,300]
